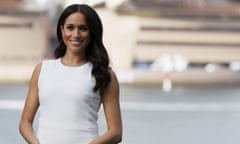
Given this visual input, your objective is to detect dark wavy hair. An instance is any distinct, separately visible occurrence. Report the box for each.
[55,4,111,92]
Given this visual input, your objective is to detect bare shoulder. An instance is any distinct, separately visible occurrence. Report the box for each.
[108,69,119,91]
[30,62,42,80]
[109,69,119,84]
[33,62,42,74]
[35,62,42,71]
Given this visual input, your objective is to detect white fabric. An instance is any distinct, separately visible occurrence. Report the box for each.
[37,58,101,144]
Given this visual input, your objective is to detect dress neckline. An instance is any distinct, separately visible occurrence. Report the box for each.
[57,58,90,69]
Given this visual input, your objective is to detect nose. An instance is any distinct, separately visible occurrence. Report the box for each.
[73,29,80,37]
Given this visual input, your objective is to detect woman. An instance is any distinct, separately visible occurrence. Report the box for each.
[19,4,122,144]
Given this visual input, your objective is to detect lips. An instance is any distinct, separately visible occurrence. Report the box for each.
[70,40,83,46]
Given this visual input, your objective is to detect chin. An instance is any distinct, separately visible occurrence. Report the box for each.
[71,47,84,53]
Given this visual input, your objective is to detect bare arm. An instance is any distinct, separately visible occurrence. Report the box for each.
[19,63,41,144]
[90,70,122,144]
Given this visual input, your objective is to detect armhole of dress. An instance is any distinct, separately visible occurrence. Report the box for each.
[38,61,45,89]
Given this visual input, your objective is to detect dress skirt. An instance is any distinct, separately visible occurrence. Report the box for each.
[37,127,99,144]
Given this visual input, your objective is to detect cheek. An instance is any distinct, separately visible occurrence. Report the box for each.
[84,33,91,42]
[86,36,91,46]
[62,31,71,39]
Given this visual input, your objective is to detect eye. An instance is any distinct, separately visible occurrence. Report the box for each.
[79,25,89,32]
[65,25,74,30]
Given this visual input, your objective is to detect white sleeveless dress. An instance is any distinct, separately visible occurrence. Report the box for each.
[37,58,101,144]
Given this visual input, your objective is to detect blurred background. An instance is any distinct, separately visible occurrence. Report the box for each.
[1,0,240,144]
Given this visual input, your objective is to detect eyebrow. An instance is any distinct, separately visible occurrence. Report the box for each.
[65,23,88,26]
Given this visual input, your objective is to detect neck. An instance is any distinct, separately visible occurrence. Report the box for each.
[61,53,87,66]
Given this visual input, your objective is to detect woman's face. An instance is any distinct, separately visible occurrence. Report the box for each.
[61,12,90,55]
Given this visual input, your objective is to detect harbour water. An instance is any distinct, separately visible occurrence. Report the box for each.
[1,84,240,144]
